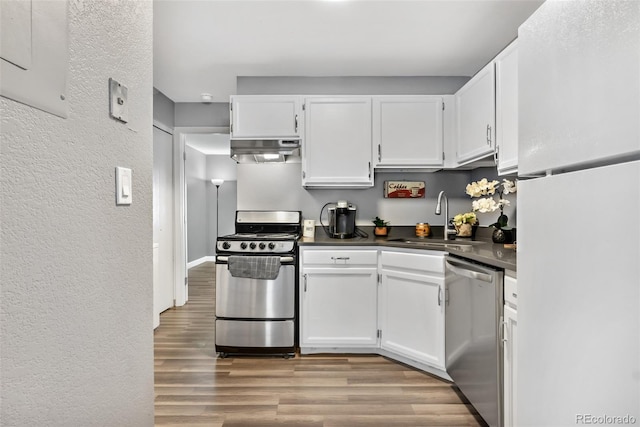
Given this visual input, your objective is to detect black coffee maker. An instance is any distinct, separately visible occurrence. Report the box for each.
[323,200,357,239]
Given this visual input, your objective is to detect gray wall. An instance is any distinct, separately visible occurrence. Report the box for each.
[206,155,237,244]
[0,1,154,426]
[238,163,475,228]
[237,76,470,95]
[153,88,175,129]
[186,146,209,262]
[186,149,238,262]
[175,102,230,127]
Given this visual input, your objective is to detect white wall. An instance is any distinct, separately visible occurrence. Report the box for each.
[0,2,154,426]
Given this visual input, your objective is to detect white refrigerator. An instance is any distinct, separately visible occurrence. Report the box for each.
[517,1,640,426]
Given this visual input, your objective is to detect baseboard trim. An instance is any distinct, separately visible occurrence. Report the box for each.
[187,256,216,269]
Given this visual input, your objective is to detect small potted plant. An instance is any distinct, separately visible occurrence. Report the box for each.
[452,212,478,238]
[372,216,390,236]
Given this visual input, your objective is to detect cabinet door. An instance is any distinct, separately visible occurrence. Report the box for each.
[300,267,378,347]
[379,268,445,369]
[373,96,443,167]
[455,62,496,165]
[230,95,301,138]
[302,97,373,187]
[503,304,518,427]
[495,40,518,176]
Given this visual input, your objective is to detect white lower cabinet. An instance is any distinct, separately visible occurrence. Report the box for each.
[299,247,447,376]
[300,248,378,349]
[379,251,446,370]
[503,272,518,427]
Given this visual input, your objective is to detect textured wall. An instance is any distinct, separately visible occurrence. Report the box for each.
[0,1,154,426]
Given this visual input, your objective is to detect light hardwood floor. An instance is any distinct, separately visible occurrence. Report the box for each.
[154,262,487,427]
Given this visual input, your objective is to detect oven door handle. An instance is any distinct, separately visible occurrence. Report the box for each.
[217,256,295,263]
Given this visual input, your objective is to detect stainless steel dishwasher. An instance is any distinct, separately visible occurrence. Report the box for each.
[445,255,504,427]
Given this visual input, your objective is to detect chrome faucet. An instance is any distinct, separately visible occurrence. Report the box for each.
[435,190,455,241]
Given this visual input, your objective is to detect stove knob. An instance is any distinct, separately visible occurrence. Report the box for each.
[222,242,231,250]
[249,242,257,249]
[268,242,276,250]
[259,242,266,250]
[240,242,248,250]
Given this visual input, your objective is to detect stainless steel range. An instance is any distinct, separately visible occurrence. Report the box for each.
[215,211,301,358]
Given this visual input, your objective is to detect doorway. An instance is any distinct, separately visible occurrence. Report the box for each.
[153,126,175,328]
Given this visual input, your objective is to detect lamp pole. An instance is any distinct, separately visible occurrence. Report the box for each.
[210,179,224,237]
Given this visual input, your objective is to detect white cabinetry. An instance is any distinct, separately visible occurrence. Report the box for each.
[372,96,444,168]
[302,97,373,187]
[300,248,378,350]
[230,95,301,139]
[455,62,496,165]
[495,40,519,176]
[503,272,518,427]
[379,250,446,370]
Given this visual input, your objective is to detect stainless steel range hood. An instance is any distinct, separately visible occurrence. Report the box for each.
[230,139,301,163]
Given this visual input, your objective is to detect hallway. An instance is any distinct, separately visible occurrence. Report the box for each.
[153,262,485,427]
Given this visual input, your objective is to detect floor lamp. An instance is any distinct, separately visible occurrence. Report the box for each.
[210,179,224,237]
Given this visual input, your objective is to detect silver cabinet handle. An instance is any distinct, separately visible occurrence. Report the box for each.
[295,114,299,133]
[378,144,382,162]
[494,145,499,165]
[304,274,308,292]
[368,161,371,179]
[437,286,442,306]
[331,256,350,261]
[487,124,493,146]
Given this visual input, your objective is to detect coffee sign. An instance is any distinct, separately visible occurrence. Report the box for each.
[384,181,426,198]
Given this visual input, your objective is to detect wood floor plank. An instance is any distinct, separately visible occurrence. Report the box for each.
[154,262,487,427]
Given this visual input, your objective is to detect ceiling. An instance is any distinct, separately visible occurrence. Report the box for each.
[185,132,230,155]
[153,0,544,103]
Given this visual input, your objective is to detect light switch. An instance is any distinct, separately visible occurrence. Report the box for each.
[116,167,132,205]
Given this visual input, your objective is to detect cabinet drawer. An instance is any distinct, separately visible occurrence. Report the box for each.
[504,275,518,308]
[303,250,377,266]
[380,251,444,274]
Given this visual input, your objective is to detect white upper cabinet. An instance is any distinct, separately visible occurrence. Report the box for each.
[302,97,373,188]
[373,96,444,168]
[495,39,519,176]
[455,62,496,165]
[518,2,640,176]
[230,95,301,139]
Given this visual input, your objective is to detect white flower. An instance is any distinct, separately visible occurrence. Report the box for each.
[497,199,511,208]
[472,197,499,213]
[502,179,517,195]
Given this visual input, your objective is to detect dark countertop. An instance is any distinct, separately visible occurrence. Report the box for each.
[299,226,517,272]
